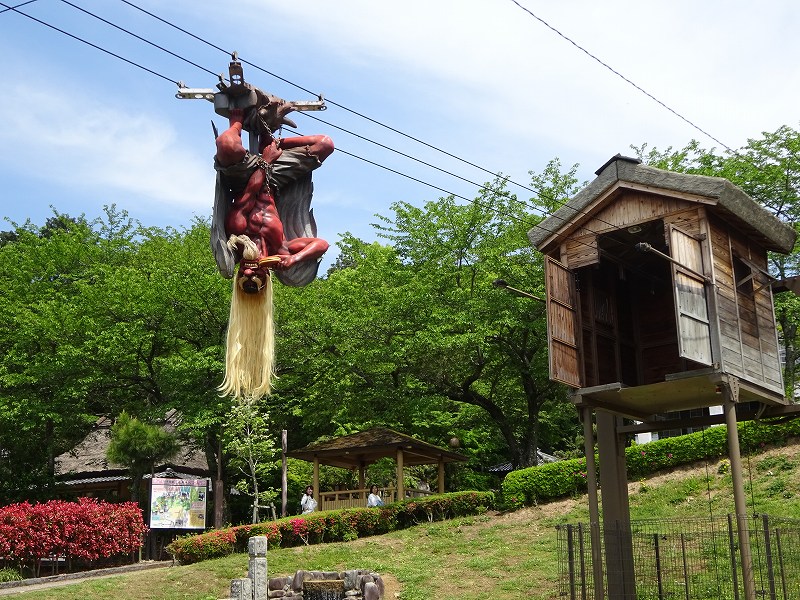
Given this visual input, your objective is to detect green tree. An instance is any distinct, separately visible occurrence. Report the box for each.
[0,211,115,501]
[0,208,234,506]
[275,165,583,468]
[106,411,179,501]
[223,399,278,523]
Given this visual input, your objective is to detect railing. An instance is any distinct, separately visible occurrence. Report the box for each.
[318,487,434,511]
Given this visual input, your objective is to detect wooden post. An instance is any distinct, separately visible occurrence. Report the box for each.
[596,410,635,599]
[214,436,224,529]
[312,456,319,509]
[358,461,366,502]
[581,405,605,600]
[281,430,288,518]
[396,448,405,500]
[723,380,756,600]
[438,457,445,494]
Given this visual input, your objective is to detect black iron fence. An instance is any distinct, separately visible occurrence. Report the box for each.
[557,515,800,599]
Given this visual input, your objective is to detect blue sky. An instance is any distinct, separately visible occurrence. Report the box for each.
[1,0,799,269]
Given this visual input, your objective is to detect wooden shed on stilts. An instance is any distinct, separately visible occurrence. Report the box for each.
[529,155,800,600]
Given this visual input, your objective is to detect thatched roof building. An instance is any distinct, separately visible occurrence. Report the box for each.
[55,410,209,500]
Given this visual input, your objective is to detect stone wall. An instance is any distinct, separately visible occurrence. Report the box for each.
[224,536,383,600]
[268,569,383,599]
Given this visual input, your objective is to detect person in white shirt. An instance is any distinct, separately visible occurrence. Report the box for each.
[300,485,317,513]
[367,485,384,507]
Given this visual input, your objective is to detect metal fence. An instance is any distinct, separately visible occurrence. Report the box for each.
[557,515,800,599]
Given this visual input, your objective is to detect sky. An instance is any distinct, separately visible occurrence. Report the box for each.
[1,0,799,269]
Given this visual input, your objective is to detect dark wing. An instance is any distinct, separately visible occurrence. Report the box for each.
[211,171,237,279]
[274,172,322,287]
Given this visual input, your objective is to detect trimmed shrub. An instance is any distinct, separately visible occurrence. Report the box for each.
[166,490,494,564]
[169,529,236,563]
[502,420,800,508]
[0,498,146,573]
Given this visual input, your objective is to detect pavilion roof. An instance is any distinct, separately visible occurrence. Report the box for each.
[286,427,468,469]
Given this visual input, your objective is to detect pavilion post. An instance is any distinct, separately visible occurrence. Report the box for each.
[396,447,405,501]
[438,457,445,494]
[312,456,319,508]
[358,461,366,501]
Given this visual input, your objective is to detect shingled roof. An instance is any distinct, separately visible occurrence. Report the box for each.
[528,154,797,254]
[287,427,467,469]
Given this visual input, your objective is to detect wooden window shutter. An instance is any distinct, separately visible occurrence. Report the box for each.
[669,226,713,366]
[545,256,582,388]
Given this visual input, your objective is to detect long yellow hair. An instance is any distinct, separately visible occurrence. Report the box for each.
[218,240,276,400]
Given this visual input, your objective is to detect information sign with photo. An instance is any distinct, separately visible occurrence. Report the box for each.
[149,478,207,529]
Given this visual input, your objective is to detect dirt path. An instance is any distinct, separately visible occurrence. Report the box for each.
[0,562,171,596]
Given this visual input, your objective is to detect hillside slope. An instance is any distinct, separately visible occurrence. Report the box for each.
[7,439,800,600]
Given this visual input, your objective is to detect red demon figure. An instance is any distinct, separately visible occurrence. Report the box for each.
[211,96,333,400]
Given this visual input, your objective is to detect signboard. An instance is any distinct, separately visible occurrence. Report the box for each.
[149,478,207,529]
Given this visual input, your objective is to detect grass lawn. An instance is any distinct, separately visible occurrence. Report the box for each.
[7,440,800,600]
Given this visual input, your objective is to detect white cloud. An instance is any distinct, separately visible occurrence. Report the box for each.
[0,79,213,218]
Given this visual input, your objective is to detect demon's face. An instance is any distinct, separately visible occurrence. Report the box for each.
[237,259,270,294]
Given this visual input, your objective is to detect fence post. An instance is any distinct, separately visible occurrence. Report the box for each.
[653,533,664,600]
[567,524,577,600]
[761,515,776,600]
[728,514,741,600]
[680,533,690,600]
[774,529,788,600]
[578,523,587,600]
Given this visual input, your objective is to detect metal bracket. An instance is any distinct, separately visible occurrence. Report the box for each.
[175,57,326,118]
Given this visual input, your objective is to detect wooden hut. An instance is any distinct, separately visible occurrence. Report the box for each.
[528,154,798,600]
[529,154,796,416]
[55,410,209,501]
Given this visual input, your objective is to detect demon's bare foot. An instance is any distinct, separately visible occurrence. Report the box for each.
[229,108,245,128]
[216,110,247,166]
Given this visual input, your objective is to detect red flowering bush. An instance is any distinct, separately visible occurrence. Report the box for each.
[167,491,494,565]
[0,498,146,573]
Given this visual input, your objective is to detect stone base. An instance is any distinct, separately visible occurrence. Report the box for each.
[222,536,383,600]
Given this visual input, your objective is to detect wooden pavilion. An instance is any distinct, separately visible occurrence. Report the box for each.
[287,427,468,510]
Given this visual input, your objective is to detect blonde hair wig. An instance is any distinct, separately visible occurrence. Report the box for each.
[219,236,276,400]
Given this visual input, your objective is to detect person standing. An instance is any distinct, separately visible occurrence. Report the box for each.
[367,485,384,507]
[301,485,317,514]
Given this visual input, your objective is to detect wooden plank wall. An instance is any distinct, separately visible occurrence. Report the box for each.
[709,216,783,394]
[564,191,695,268]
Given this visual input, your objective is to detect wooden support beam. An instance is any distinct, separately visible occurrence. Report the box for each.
[312,456,319,506]
[396,448,405,500]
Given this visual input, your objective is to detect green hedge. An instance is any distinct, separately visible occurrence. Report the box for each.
[502,419,800,508]
[167,491,493,564]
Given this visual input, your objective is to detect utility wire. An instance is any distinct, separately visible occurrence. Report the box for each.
[507,0,733,154]
[2,0,546,232]
[49,0,547,219]
[507,0,791,218]
[113,0,793,221]
[47,0,587,224]
[59,0,218,79]
[117,0,544,198]
[0,0,674,262]
[0,1,178,85]
[4,1,774,259]
[0,0,37,14]
[107,0,635,235]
